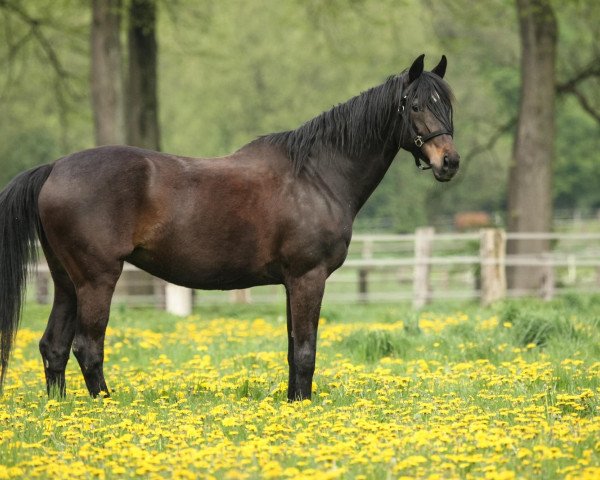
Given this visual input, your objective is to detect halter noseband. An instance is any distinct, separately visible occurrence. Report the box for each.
[400,95,453,171]
[412,130,453,170]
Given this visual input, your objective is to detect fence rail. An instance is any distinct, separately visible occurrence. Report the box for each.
[32,229,600,314]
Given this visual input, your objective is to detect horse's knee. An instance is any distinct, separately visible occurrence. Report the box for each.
[39,338,69,372]
[294,342,316,376]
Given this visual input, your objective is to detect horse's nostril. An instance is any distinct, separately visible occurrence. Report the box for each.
[443,155,450,171]
[443,153,459,171]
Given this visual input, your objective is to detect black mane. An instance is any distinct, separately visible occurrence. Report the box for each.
[255,71,454,173]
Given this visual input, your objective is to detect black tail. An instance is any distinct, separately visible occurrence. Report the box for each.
[0,164,53,391]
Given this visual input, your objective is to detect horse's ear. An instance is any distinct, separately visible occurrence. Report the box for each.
[408,54,425,84]
[431,55,447,79]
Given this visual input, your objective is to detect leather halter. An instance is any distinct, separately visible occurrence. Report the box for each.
[411,130,453,170]
[400,95,453,171]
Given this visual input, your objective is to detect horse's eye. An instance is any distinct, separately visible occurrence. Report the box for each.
[411,104,420,112]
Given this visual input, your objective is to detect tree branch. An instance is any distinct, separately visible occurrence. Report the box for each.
[556,58,600,94]
[0,0,71,80]
[568,87,600,124]
[424,115,517,199]
[463,116,517,161]
[556,56,600,125]
[0,28,34,101]
[0,0,75,149]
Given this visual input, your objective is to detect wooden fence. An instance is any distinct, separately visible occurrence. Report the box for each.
[33,229,600,315]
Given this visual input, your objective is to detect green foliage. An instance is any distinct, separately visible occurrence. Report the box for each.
[497,297,600,358]
[0,130,59,186]
[0,0,599,230]
[555,97,600,209]
[341,329,412,363]
[500,302,577,347]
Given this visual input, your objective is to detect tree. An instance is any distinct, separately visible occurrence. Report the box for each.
[506,0,557,291]
[2,0,598,231]
[125,0,160,150]
[0,0,89,153]
[428,1,600,228]
[91,0,124,145]
[90,0,162,149]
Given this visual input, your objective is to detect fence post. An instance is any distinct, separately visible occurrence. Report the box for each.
[35,268,50,304]
[413,227,434,309]
[165,284,193,316]
[358,238,373,303]
[153,278,166,309]
[541,252,555,301]
[480,228,506,305]
[230,289,252,303]
[566,254,576,284]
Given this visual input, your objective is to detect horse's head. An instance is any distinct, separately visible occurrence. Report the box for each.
[400,54,459,182]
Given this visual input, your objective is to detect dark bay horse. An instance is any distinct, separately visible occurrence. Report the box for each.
[0,54,459,400]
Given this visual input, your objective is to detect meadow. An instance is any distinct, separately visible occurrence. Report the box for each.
[0,296,599,479]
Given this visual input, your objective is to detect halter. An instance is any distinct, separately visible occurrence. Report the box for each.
[411,130,453,170]
[399,95,453,171]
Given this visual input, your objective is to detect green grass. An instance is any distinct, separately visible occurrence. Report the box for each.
[1,296,599,478]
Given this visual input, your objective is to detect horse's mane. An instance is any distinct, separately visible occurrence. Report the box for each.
[254,71,454,173]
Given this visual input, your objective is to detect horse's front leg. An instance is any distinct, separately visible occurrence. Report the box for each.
[285,267,326,401]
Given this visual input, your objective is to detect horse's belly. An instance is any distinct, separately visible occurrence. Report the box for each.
[125,246,281,290]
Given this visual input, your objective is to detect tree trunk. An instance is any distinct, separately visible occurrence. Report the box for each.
[90,0,124,145]
[122,0,161,304]
[506,0,557,293]
[125,0,160,150]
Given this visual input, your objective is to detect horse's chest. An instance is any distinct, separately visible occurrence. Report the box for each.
[280,224,350,277]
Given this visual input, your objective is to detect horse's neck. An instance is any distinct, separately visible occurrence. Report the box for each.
[347,149,398,216]
[326,113,402,217]
[307,144,399,219]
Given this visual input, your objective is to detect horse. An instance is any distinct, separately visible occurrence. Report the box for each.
[0,54,459,401]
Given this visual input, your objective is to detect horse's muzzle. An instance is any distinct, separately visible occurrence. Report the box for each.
[434,151,460,182]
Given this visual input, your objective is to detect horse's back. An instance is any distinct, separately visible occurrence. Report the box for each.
[41,145,161,199]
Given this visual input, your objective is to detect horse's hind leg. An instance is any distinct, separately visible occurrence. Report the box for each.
[71,264,122,398]
[39,246,77,397]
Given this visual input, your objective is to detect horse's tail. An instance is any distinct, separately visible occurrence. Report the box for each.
[0,164,53,392]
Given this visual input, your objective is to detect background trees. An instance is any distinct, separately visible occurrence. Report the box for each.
[91,0,124,145]
[125,0,159,150]
[506,0,557,290]
[90,0,159,149]
[0,0,599,236]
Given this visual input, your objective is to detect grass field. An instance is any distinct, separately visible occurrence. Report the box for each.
[1,296,599,479]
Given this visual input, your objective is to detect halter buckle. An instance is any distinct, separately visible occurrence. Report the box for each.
[414,136,424,148]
